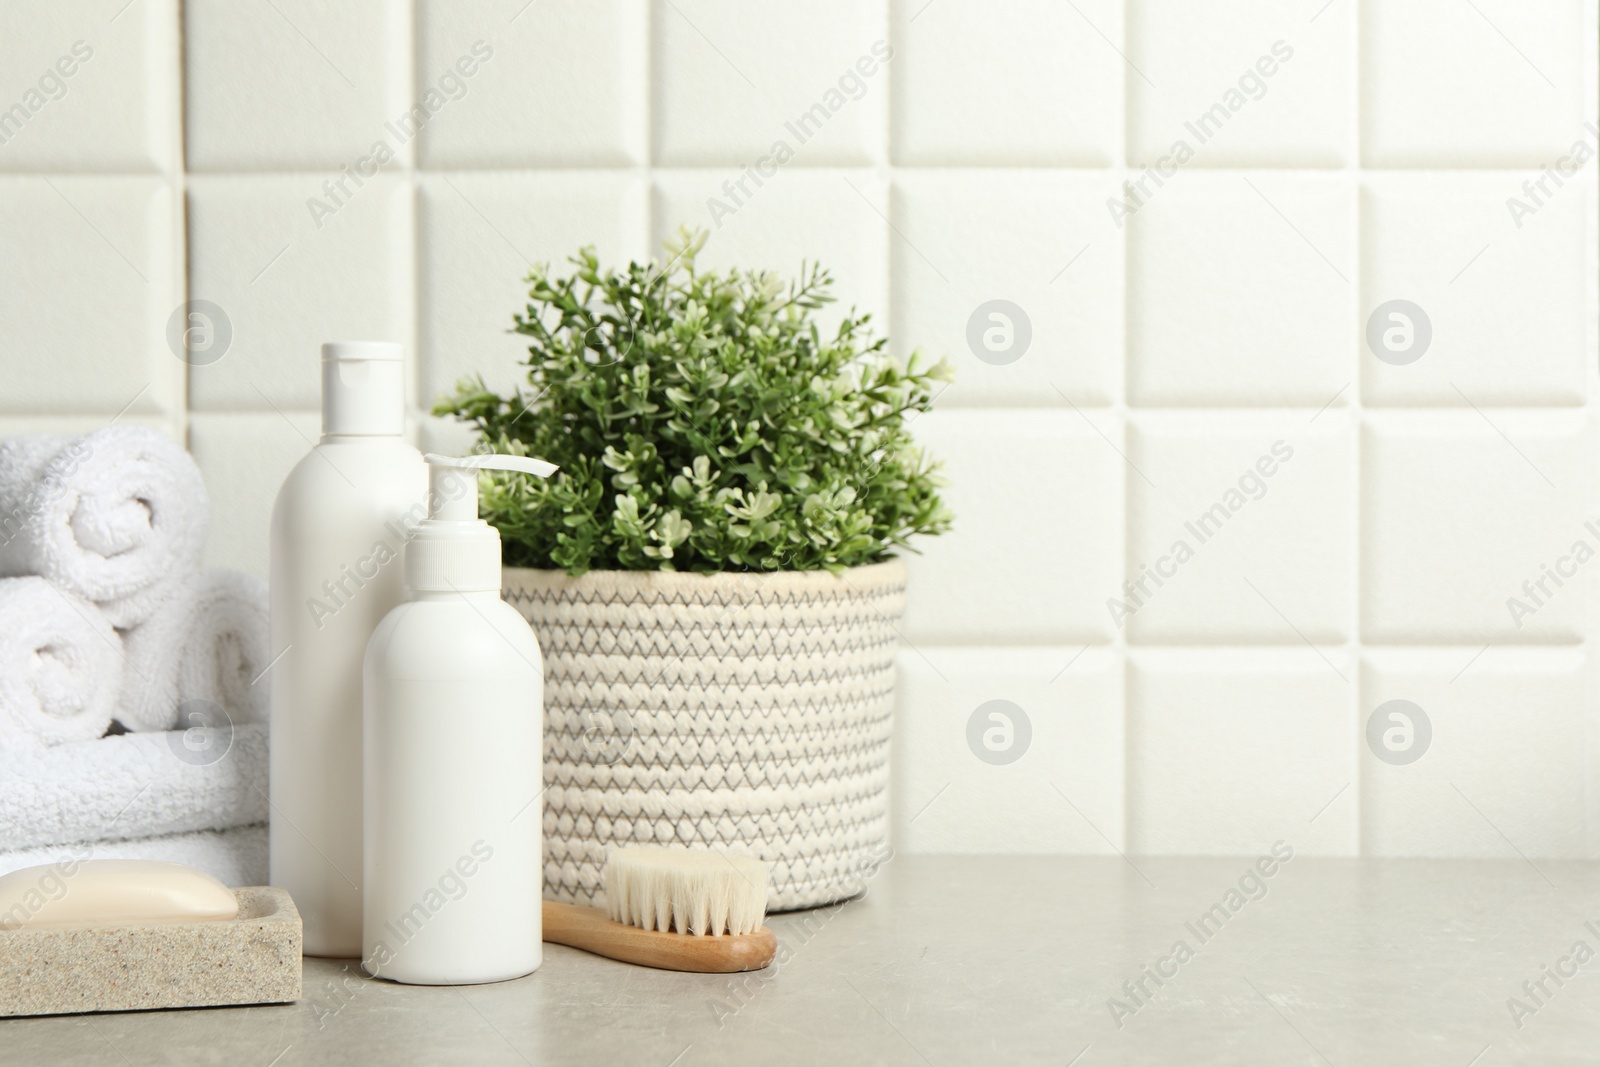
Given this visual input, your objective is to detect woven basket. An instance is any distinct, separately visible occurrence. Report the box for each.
[503,559,906,912]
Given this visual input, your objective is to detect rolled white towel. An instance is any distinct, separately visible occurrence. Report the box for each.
[0,723,268,852]
[0,427,209,629]
[121,569,270,733]
[0,576,123,750]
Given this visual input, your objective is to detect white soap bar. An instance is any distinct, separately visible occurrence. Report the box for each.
[0,860,238,929]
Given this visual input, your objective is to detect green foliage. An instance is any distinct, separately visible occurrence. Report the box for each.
[434,228,954,575]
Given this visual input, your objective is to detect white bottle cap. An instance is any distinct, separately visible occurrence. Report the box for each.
[405,453,558,592]
[321,341,405,437]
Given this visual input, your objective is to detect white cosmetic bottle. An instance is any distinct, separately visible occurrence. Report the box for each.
[361,452,554,985]
[269,342,426,957]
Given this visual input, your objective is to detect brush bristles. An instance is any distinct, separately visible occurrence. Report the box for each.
[603,846,769,937]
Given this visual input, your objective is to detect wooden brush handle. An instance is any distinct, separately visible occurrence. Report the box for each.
[542,901,776,973]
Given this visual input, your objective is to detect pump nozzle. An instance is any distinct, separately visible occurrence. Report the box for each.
[423,453,558,522]
[424,453,559,477]
[404,452,558,593]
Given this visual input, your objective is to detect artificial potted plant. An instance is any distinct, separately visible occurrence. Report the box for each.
[436,228,951,910]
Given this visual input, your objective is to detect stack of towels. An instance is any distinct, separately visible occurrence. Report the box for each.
[0,427,270,885]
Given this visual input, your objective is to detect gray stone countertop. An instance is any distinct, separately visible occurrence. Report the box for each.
[7,855,1600,1065]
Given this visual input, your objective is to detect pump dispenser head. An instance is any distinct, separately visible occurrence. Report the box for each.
[424,453,557,520]
[404,453,558,593]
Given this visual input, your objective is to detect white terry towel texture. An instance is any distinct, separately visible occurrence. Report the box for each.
[0,576,123,750]
[0,723,267,852]
[0,427,208,629]
[0,824,268,888]
[122,569,270,733]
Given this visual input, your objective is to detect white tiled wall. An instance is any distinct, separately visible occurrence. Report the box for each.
[2,0,1596,858]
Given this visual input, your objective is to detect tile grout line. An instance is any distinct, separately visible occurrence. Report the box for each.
[641,0,655,184]
[1348,0,1365,860]
[1584,0,1600,862]
[886,0,920,853]
[403,0,420,426]
[1115,0,1134,862]
[174,0,191,449]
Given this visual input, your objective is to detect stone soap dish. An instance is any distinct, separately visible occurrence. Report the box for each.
[0,886,302,1017]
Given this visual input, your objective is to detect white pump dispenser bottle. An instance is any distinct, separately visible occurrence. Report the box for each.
[361,452,555,985]
[270,342,426,958]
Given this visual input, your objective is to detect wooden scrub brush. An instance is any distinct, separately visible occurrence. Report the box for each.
[542,846,776,973]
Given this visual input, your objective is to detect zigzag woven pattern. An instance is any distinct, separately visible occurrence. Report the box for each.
[505,559,906,911]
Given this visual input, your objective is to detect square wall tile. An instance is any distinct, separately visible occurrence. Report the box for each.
[0,177,178,417]
[901,409,1123,645]
[891,0,1122,166]
[1361,411,1593,645]
[1360,648,1589,858]
[1360,0,1587,167]
[0,0,177,171]
[189,411,321,575]
[652,0,888,166]
[893,647,1123,853]
[187,175,413,411]
[416,0,646,167]
[1361,173,1587,407]
[653,169,889,333]
[1128,649,1356,855]
[1126,172,1354,406]
[1126,0,1351,168]
[891,171,1122,407]
[185,0,405,170]
[1125,412,1354,645]
[418,171,648,409]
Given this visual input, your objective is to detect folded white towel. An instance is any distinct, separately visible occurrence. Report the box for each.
[0,576,122,750]
[0,723,267,851]
[121,569,270,733]
[0,825,268,888]
[0,427,209,629]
